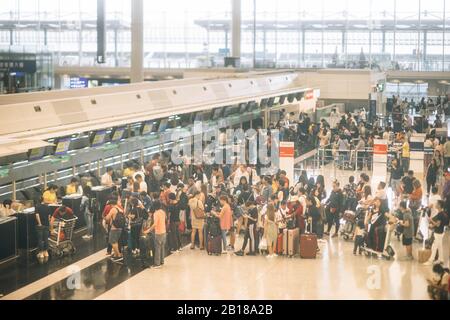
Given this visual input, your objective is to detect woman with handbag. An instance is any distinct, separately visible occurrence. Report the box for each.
[188,191,205,250]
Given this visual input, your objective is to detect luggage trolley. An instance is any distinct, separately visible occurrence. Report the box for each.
[49,216,78,258]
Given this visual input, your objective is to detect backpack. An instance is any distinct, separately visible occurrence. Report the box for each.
[112,209,126,229]
[153,165,164,181]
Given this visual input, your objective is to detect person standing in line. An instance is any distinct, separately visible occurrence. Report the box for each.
[426,158,439,197]
[397,201,414,261]
[401,138,410,173]
[264,204,278,258]
[188,191,205,250]
[35,201,50,260]
[167,193,182,253]
[325,181,344,238]
[147,200,167,269]
[443,137,450,170]
[81,186,94,240]
[213,195,232,254]
[424,201,449,267]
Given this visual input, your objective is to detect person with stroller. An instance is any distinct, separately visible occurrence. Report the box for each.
[364,198,387,253]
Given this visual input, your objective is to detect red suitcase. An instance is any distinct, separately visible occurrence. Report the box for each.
[275,233,283,255]
[207,235,222,256]
[300,222,317,259]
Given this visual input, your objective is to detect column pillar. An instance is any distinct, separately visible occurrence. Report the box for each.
[231,0,241,59]
[130,0,144,83]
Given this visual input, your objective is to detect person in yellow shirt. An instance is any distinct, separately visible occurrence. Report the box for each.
[66,178,82,195]
[122,162,135,178]
[401,139,410,173]
[42,185,59,204]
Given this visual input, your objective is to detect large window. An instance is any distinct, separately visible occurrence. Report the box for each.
[1,0,450,71]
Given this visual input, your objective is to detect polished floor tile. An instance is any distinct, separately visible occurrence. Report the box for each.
[96,236,433,300]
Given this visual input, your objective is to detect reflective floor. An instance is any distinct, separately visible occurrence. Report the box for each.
[96,237,432,300]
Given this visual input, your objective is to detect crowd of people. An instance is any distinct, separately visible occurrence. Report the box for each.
[7,93,447,299]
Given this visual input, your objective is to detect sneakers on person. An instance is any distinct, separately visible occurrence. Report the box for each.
[246,252,256,256]
[221,250,228,254]
[153,265,162,269]
[234,250,244,256]
[266,254,272,259]
[37,252,44,259]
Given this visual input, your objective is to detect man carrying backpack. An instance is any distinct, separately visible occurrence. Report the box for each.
[105,197,126,263]
[325,181,344,238]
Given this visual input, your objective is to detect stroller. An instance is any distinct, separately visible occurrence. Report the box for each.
[49,216,78,258]
[340,207,365,241]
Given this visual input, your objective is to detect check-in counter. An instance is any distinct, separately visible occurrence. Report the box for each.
[0,216,18,264]
[15,204,60,255]
[62,194,84,231]
[15,207,37,253]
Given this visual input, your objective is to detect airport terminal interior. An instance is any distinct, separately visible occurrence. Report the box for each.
[0,0,450,301]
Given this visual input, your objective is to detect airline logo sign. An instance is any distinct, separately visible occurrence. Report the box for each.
[280,142,295,158]
[373,139,388,155]
[373,143,388,155]
[305,90,314,100]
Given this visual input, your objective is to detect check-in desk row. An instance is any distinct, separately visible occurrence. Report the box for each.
[0,186,112,265]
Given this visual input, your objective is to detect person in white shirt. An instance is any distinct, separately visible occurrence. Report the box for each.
[135,174,148,193]
[101,167,114,187]
[232,165,249,188]
[428,186,442,218]
[329,109,340,129]
[276,201,288,230]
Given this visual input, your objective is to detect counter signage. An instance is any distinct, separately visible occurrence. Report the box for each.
[0,60,37,73]
[69,77,88,89]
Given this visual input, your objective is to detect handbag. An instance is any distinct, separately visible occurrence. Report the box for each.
[258,238,268,251]
[193,199,205,219]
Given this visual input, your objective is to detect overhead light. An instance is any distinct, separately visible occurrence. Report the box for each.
[391,79,400,83]
[415,80,425,84]
[438,80,448,84]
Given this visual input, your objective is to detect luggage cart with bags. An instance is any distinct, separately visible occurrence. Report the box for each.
[49,216,78,258]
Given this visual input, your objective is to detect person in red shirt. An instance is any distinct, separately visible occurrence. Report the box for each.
[50,206,74,232]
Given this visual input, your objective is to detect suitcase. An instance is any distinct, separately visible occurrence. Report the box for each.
[300,234,317,259]
[207,234,222,256]
[275,233,283,255]
[283,228,300,257]
[300,222,317,259]
[418,248,431,263]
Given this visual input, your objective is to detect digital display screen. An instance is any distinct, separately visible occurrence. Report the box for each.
[141,121,154,135]
[54,138,71,155]
[28,147,46,161]
[91,130,107,147]
[239,103,248,114]
[111,127,125,142]
[212,108,223,120]
[158,119,168,132]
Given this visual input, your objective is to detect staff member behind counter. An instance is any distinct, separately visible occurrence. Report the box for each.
[42,185,59,204]
[0,199,16,217]
[66,178,83,195]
